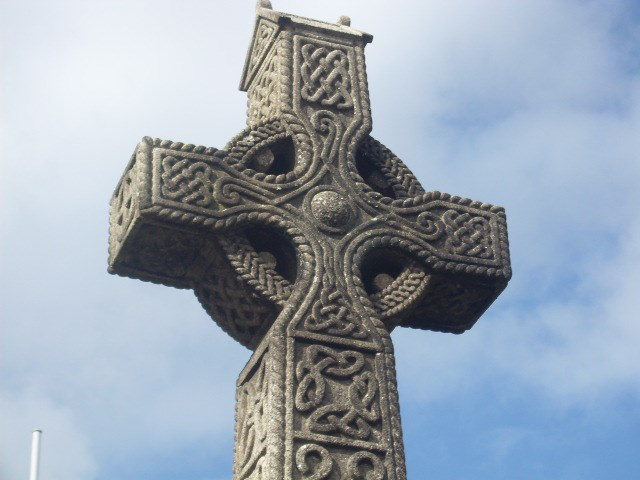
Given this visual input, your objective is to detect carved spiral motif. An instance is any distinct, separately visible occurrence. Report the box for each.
[416,211,444,239]
[310,110,342,159]
[346,451,385,480]
[296,444,334,480]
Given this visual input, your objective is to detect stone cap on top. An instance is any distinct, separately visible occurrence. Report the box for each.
[239,0,373,92]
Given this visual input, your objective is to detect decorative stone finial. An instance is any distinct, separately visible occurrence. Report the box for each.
[257,0,272,10]
[337,15,351,26]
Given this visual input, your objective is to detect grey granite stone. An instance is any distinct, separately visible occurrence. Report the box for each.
[108,2,511,478]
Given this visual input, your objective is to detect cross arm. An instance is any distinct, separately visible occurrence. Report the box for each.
[108,136,296,348]
[109,137,253,286]
[348,137,512,334]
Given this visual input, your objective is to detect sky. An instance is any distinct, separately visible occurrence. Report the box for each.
[1,0,639,479]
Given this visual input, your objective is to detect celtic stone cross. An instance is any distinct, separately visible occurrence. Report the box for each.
[108,2,511,478]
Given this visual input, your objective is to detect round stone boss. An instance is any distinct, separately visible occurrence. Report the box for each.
[303,185,357,234]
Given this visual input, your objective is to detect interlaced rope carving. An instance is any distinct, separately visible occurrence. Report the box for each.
[369,267,429,323]
[301,43,353,109]
[220,235,294,307]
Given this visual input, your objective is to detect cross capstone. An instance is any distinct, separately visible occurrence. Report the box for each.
[108,3,511,479]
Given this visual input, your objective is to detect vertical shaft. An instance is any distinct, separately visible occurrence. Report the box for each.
[29,430,42,480]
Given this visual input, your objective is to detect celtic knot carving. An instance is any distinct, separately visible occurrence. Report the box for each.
[301,43,353,109]
[303,274,368,340]
[311,110,343,159]
[443,210,493,258]
[309,370,379,440]
[295,345,380,441]
[160,155,217,209]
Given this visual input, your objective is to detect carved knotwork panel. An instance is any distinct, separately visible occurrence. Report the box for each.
[153,147,273,213]
[404,204,498,262]
[300,43,353,110]
[293,35,360,159]
[293,343,383,444]
[160,154,220,210]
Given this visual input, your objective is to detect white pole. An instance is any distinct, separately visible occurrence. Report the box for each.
[29,430,42,480]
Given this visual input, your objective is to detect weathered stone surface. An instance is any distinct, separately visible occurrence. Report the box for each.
[108,2,511,478]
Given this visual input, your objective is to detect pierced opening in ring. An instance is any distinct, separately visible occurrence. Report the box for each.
[360,249,413,295]
[355,144,397,199]
[246,137,296,175]
[243,226,298,283]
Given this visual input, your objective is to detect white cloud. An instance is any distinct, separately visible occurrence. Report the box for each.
[384,0,640,410]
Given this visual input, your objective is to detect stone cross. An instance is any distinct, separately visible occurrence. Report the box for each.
[108,2,511,479]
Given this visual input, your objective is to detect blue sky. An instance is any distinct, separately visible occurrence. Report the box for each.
[1,0,639,479]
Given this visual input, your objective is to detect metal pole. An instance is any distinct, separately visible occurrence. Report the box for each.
[29,430,42,480]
